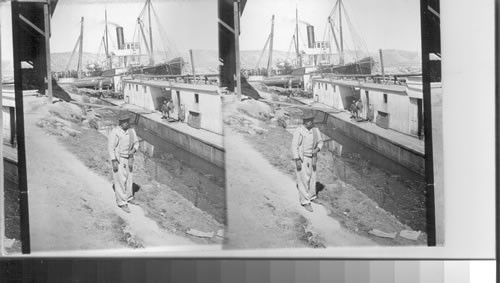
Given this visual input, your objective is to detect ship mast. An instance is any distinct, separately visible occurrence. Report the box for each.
[328,16,341,61]
[138,18,152,60]
[338,0,344,65]
[77,17,84,79]
[267,15,275,77]
[148,0,154,66]
[105,8,111,69]
[328,0,345,65]
[295,7,302,68]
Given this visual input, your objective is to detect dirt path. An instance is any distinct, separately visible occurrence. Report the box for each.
[23,96,193,252]
[224,98,426,247]
[225,129,375,249]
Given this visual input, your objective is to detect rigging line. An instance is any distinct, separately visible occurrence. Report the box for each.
[321,21,329,48]
[95,33,104,62]
[345,16,367,62]
[151,5,180,60]
[328,0,340,23]
[341,17,363,73]
[151,10,168,60]
[298,27,307,51]
[147,0,162,62]
[256,34,271,69]
[285,35,294,61]
[132,21,138,46]
[342,3,369,56]
[139,0,148,20]
[256,16,274,69]
[151,6,172,62]
[131,22,142,65]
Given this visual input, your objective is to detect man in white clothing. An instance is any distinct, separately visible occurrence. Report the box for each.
[108,111,140,213]
[291,110,324,212]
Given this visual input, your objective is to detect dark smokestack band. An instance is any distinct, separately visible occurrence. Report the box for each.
[116,27,124,50]
[306,25,315,49]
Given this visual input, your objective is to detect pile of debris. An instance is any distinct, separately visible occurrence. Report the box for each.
[225,98,311,135]
[48,101,84,123]
[36,117,80,137]
[224,115,267,136]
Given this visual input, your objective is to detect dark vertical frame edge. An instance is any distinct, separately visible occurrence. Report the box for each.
[10,0,31,254]
[495,0,499,279]
[419,0,437,246]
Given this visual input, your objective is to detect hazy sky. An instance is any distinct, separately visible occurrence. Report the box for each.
[51,0,217,54]
[240,0,421,53]
[1,0,421,70]
[1,0,216,67]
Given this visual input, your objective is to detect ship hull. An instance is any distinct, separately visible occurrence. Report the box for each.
[261,75,302,88]
[138,57,184,76]
[319,57,374,75]
[71,76,113,89]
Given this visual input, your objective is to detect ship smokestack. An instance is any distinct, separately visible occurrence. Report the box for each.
[116,27,124,49]
[306,25,315,48]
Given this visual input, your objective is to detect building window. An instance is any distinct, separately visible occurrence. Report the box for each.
[128,84,131,90]
[325,84,328,91]
[333,85,336,92]
[383,93,388,103]
[195,93,199,103]
[143,86,147,93]
[135,85,138,91]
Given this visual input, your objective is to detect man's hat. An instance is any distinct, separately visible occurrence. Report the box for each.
[302,110,315,121]
[117,111,132,122]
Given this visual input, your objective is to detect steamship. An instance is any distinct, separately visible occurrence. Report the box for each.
[71,0,184,91]
[257,1,374,89]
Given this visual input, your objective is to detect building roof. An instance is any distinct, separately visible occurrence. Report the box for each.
[313,78,408,95]
[123,79,219,95]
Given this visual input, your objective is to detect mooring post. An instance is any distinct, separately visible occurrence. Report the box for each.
[44,2,52,103]
[233,0,241,101]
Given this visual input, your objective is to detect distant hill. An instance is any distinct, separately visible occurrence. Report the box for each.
[369,49,422,74]
[50,52,103,73]
[3,48,421,81]
[178,49,219,74]
[240,50,291,70]
[241,49,422,74]
[50,49,219,74]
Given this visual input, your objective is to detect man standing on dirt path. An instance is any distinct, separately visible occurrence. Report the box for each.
[108,111,140,213]
[291,110,324,212]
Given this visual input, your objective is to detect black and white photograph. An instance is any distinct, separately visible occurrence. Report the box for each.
[222,0,443,249]
[1,0,225,254]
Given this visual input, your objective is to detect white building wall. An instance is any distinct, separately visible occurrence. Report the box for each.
[387,93,410,134]
[365,89,410,135]
[335,85,349,110]
[314,80,420,136]
[173,88,223,135]
[314,81,340,109]
[313,80,358,110]
[124,82,167,112]
[3,107,11,144]
[408,98,420,136]
[199,93,223,134]
[124,82,223,135]
[178,90,197,122]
